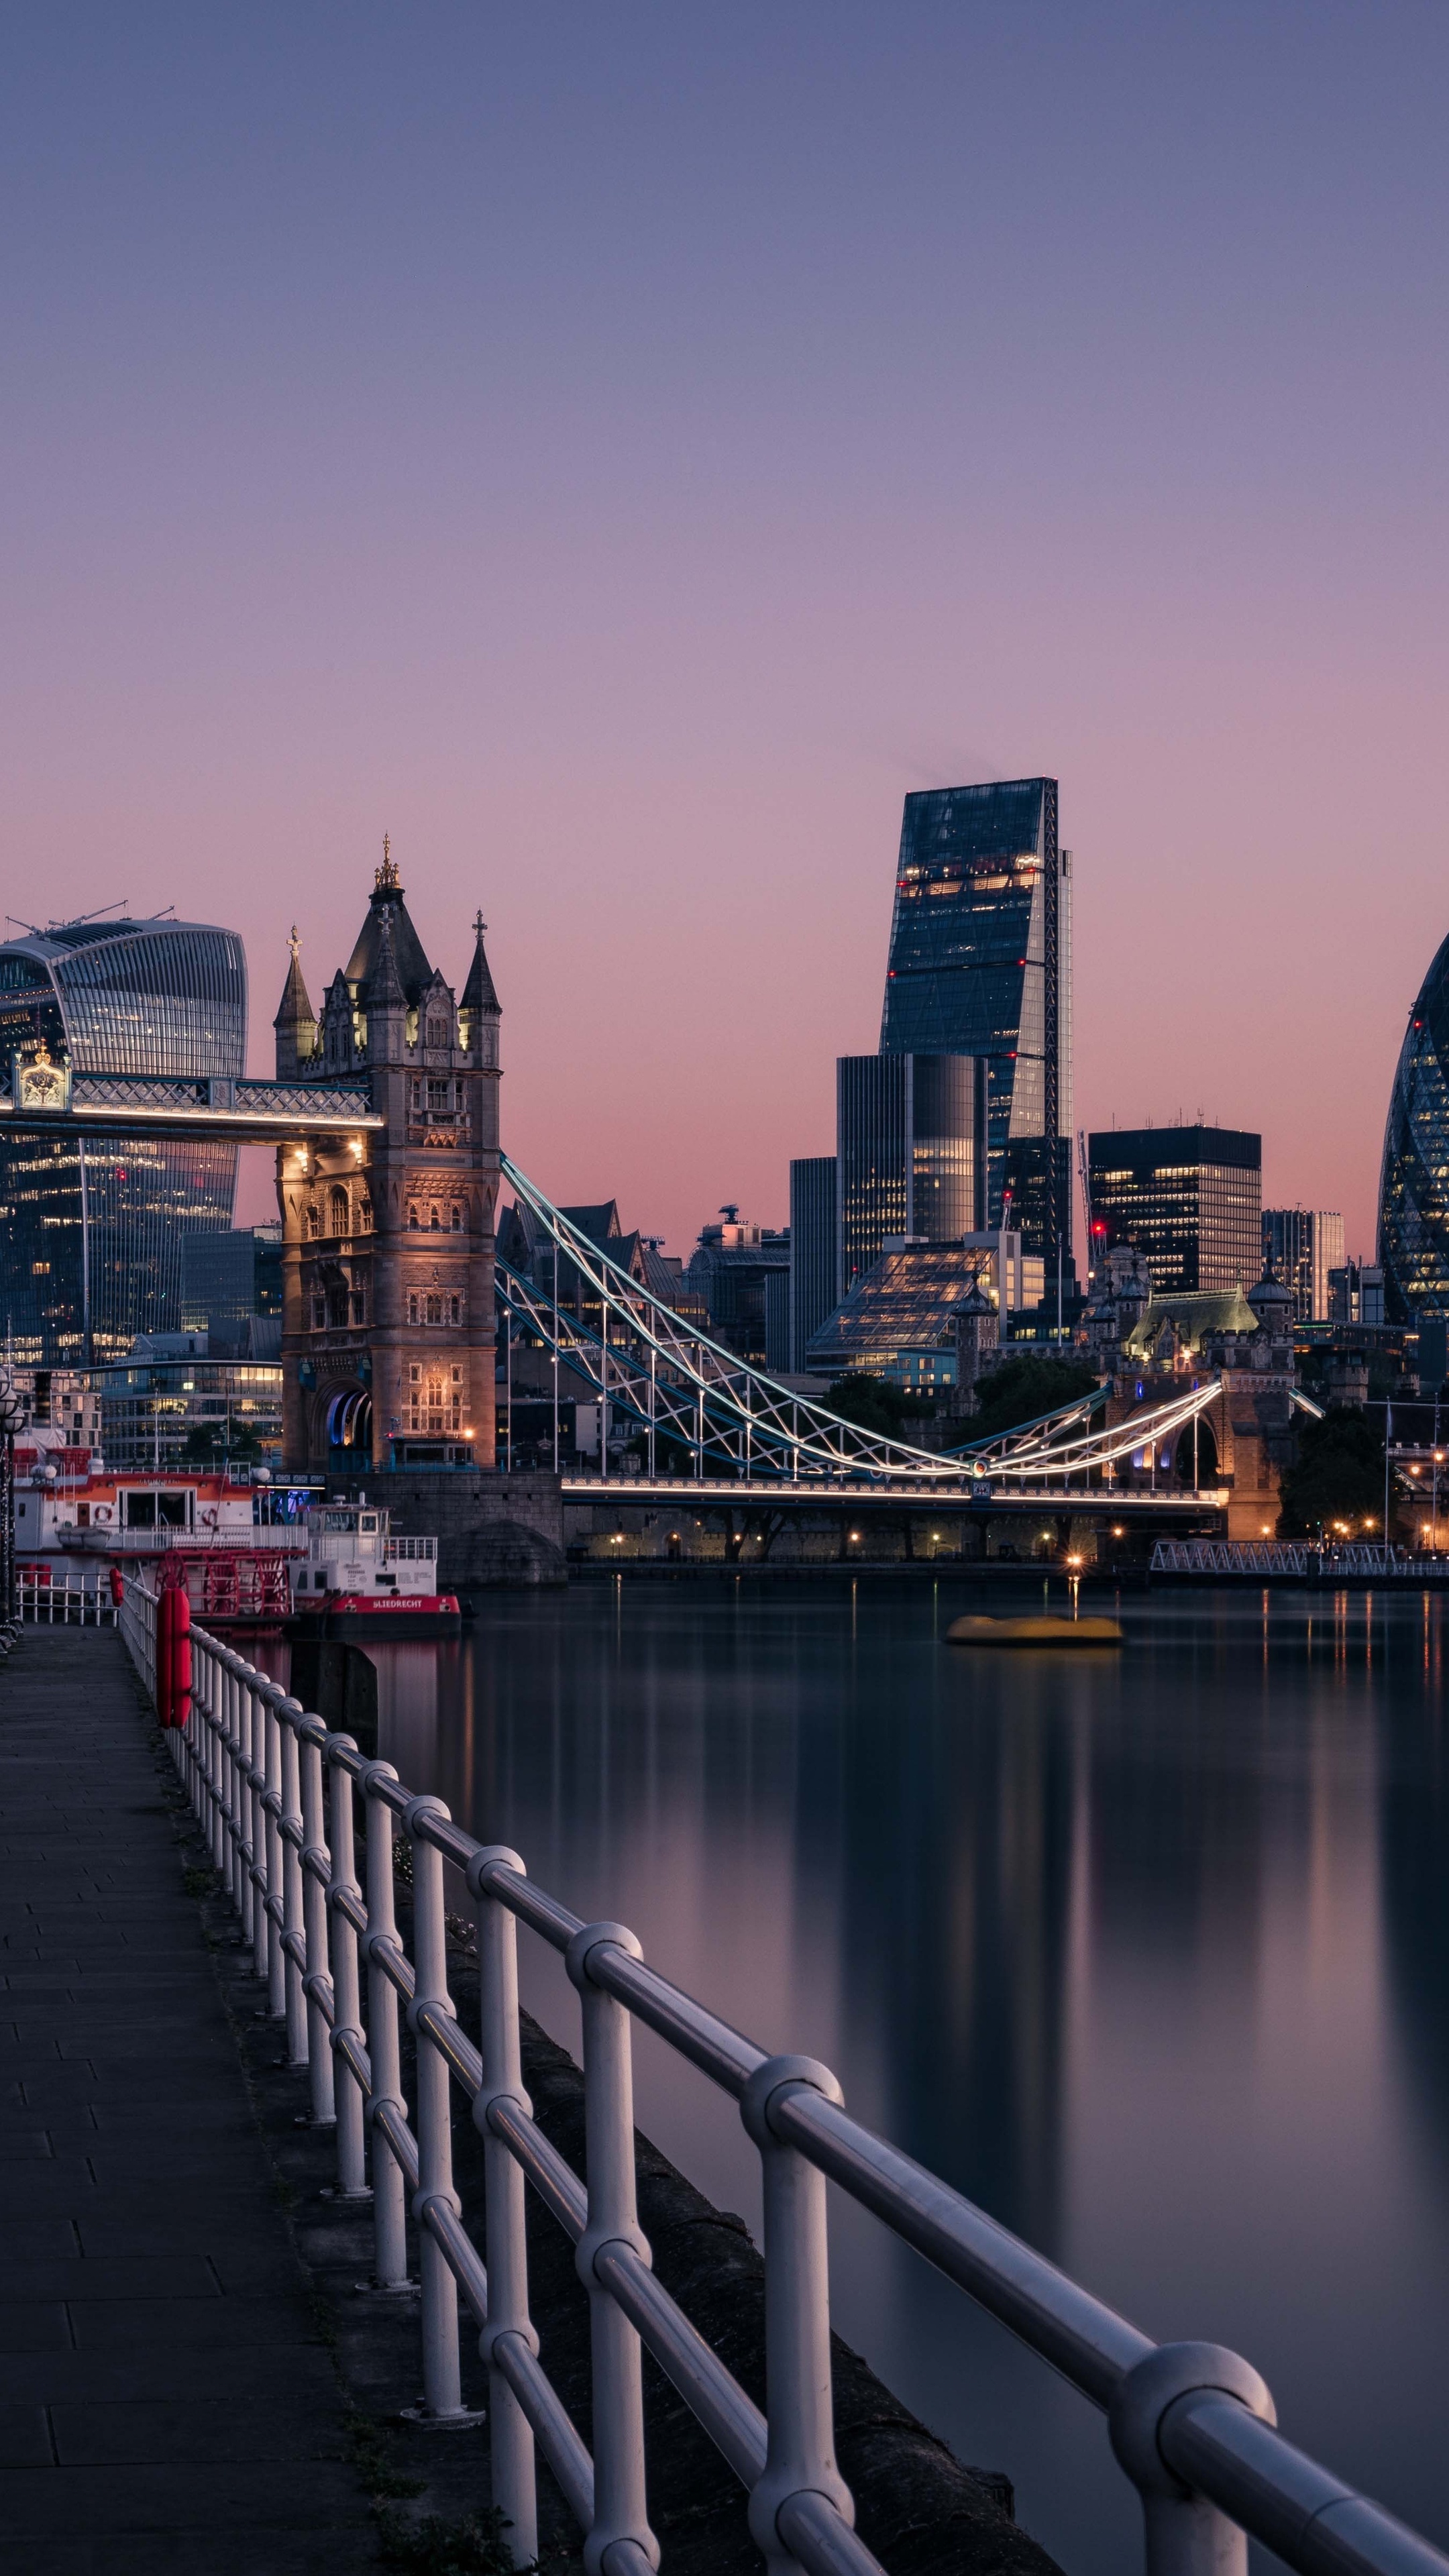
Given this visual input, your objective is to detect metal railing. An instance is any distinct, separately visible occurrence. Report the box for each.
[19,1572,116,1623]
[1151,1540,1442,1580]
[117,1581,1449,2576]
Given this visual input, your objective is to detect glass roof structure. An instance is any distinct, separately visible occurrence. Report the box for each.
[805,1242,993,1381]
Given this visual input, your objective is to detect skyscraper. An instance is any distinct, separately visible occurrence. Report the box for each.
[1380,932,1449,1330]
[1262,1208,1344,1324]
[1087,1126,1261,1295]
[880,779,1072,1263]
[0,916,246,1363]
[788,1156,837,1371]
[836,1053,989,1291]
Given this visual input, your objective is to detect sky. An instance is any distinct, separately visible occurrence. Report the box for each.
[3,3,1446,1261]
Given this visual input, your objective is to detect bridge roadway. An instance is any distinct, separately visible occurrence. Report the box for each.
[0,1629,373,2571]
[561,1474,1230,1517]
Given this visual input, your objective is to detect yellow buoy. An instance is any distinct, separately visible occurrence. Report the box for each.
[946,1614,1123,1648]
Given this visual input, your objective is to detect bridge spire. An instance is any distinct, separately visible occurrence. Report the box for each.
[460,906,500,1022]
[272,925,316,1079]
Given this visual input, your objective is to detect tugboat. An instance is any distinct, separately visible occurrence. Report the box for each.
[284,1501,461,1640]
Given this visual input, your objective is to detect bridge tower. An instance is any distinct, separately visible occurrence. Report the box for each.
[273,850,502,1477]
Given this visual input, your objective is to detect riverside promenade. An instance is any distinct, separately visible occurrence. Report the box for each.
[0,1628,374,2573]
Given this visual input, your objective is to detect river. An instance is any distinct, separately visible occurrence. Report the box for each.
[327,1574,1449,2573]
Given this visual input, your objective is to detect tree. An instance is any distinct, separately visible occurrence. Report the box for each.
[964,1356,1100,1444]
[1277,1406,1389,1540]
[182,1417,263,1466]
[823,1375,934,1439]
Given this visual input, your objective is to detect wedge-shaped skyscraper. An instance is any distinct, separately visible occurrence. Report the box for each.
[880,778,1071,1263]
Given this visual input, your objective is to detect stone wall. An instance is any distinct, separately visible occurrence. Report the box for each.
[327,1467,568,1593]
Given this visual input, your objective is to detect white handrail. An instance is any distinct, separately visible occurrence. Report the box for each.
[117,1585,1449,2576]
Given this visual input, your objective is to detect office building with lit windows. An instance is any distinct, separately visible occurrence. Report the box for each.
[0,916,245,1364]
[836,1053,991,1293]
[880,779,1072,1263]
[1262,1208,1345,1324]
[1088,1126,1261,1296]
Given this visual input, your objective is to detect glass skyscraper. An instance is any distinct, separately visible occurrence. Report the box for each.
[788,1155,838,1372]
[1262,1208,1344,1324]
[1381,932,1449,1328]
[836,1053,989,1293]
[880,780,1071,1262]
[0,916,245,1363]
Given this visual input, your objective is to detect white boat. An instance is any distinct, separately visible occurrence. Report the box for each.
[285,1503,460,1635]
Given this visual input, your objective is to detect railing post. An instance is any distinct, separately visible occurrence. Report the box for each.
[299,1718,335,2127]
[468,1845,539,2567]
[739,2054,856,2576]
[279,1699,309,2067]
[263,1687,286,2021]
[565,1920,659,2576]
[362,1762,411,2292]
[205,1645,225,1871]
[223,1654,246,1914]
[1109,2343,1275,2576]
[327,1743,370,2200]
[405,1796,470,2420]
[241,1670,262,1970]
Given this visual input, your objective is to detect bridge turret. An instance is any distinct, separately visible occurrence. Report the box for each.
[367,904,408,1064]
[273,926,317,1079]
[458,911,500,1065]
[277,849,502,1482]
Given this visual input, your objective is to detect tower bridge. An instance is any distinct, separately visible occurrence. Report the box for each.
[0,857,1263,1519]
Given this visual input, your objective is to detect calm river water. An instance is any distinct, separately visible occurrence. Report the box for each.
[340,1576,1449,2573]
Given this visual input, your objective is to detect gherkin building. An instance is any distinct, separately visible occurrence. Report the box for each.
[1379,932,1449,1325]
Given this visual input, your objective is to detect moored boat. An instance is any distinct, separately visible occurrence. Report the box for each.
[283,1503,460,1638]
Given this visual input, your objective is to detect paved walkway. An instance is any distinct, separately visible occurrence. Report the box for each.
[0,1627,375,2573]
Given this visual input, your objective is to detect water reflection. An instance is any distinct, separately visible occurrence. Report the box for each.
[350,1578,1449,2575]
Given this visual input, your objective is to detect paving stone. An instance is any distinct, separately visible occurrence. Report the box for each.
[0,1633,374,2565]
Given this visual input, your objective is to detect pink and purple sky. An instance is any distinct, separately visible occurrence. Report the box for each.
[3,5,1445,1261]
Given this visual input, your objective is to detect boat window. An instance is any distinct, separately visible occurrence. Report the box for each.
[159,1493,189,1527]
[360,1515,377,1533]
[125,1493,157,1529]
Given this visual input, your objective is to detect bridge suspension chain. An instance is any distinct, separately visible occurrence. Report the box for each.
[498,1157,1224,1489]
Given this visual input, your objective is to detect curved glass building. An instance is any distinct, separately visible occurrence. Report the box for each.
[0,916,246,1363]
[1380,932,1449,1328]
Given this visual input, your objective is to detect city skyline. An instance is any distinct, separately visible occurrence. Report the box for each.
[7,9,1445,1263]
